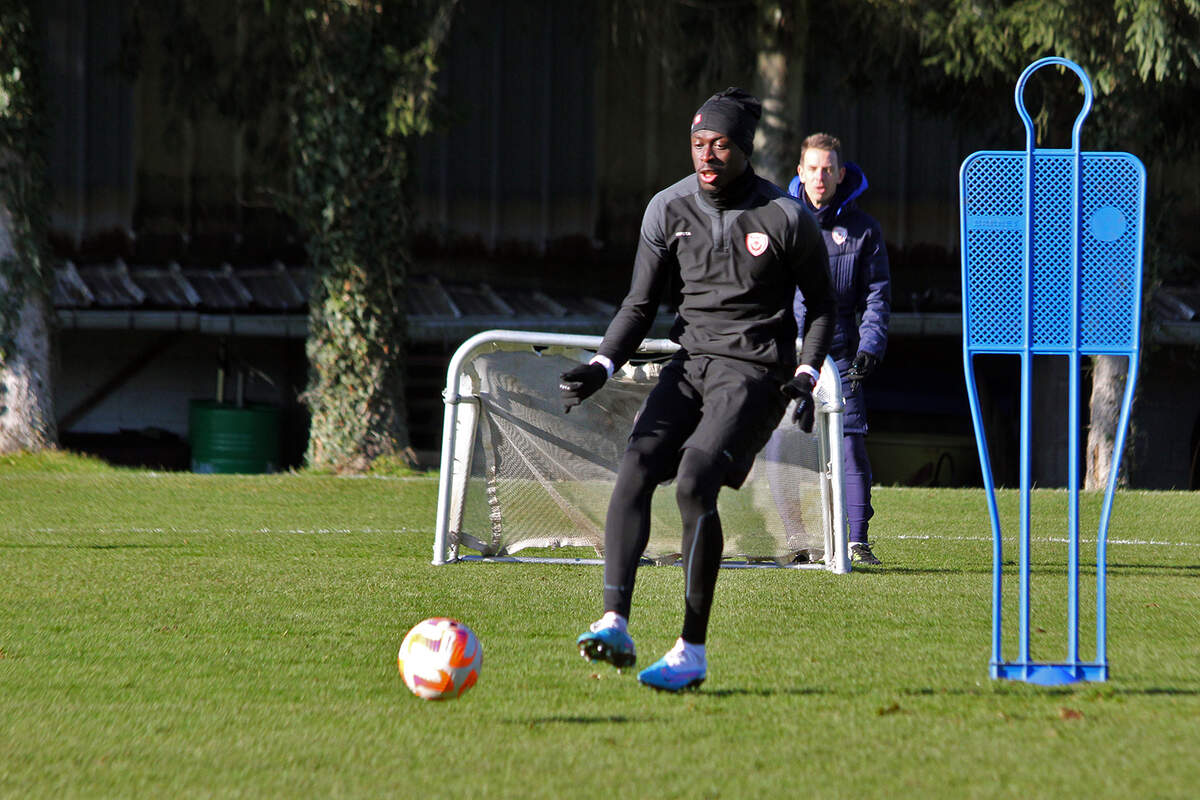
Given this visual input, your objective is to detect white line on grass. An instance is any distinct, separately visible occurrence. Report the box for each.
[24,528,1196,548]
[896,534,1199,548]
[29,527,420,535]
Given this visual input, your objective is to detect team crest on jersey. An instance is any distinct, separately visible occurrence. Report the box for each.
[832,226,848,246]
[745,232,769,256]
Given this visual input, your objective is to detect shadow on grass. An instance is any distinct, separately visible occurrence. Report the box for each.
[508,714,652,726]
[879,562,1200,577]
[870,566,994,575]
[509,687,832,724]
[900,685,1200,697]
[1108,562,1200,575]
[701,687,832,698]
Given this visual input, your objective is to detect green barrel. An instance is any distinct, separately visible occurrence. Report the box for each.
[188,401,281,474]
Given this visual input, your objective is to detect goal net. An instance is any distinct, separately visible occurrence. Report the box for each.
[433,330,849,572]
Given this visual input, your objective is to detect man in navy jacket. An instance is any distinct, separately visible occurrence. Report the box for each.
[788,132,891,565]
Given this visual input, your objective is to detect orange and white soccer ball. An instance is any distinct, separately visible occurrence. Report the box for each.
[397,617,483,700]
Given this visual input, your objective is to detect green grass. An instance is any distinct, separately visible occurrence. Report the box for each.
[1,460,1198,798]
[0,448,124,474]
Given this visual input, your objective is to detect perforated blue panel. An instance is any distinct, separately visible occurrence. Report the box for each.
[961,151,1145,354]
[962,155,1023,348]
[1080,156,1143,349]
[1031,156,1073,348]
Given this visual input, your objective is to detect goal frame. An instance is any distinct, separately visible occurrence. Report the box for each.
[432,329,850,573]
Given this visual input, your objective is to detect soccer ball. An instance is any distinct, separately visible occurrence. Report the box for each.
[397,617,483,700]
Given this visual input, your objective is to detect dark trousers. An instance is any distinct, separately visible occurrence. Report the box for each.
[843,432,874,544]
[601,354,788,644]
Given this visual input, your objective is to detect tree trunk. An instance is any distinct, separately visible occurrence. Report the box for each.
[752,0,808,189]
[0,294,55,453]
[304,257,411,473]
[0,3,55,455]
[0,203,56,452]
[1085,354,1127,490]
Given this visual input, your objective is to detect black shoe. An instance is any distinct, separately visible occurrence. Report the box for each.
[850,542,882,566]
[790,548,821,565]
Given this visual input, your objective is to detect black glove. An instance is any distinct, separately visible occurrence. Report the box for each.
[846,352,879,391]
[559,362,608,413]
[781,375,816,433]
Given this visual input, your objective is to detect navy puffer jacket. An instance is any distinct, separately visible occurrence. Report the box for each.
[787,162,891,365]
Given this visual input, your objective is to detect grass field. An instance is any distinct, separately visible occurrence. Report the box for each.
[2,453,1198,798]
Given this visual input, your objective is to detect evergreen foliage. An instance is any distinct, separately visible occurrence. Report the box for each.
[125,0,457,471]
[852,1,1200,244]
[281,1,457,472]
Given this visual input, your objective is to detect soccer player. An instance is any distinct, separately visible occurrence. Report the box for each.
[559,88,835,691]
[788,133,891,565]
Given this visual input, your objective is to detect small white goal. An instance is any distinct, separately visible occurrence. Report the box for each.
[432,329,850,572]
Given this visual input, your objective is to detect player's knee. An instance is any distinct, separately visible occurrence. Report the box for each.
[617,438,671,490]
[675,449,722,515]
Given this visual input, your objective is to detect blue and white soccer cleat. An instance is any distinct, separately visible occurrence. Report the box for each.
[637,638,706,692]
[577,614,636,669]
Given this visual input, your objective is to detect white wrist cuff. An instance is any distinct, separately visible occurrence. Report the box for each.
[794,364,819,387]
[589,354,615,378]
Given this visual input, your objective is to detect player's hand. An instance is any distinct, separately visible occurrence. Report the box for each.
[781,374,816,433]
[559,362,608,414]
[846,352,879,390]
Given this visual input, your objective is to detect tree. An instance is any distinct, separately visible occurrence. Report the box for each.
[0,2,54,454]
[751,1,810,187]
[124,0,459,472]
[282,1,458,472]
[864,0,1200,489]
[614,0,809,189]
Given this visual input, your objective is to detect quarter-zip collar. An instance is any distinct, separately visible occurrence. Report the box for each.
[696,164,757,211]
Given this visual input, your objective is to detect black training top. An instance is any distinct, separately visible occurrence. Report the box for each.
[597,166,835,375]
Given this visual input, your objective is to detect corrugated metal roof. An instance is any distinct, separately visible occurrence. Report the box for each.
[73,260,146,307]
[50,261,1200,345]
[51,261,625,341]
[407,277,459,317]
[131,262,202,308]
[51,262,94,307]
[1154,286,1200,321]
[182,265,254,310]
[235,262,307,310]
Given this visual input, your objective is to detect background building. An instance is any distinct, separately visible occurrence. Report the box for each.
[38,0,1200,487]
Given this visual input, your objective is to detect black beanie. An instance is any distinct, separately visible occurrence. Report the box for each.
[690,87,762,157]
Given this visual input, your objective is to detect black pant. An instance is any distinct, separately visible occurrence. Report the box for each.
[602,354,788,644]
